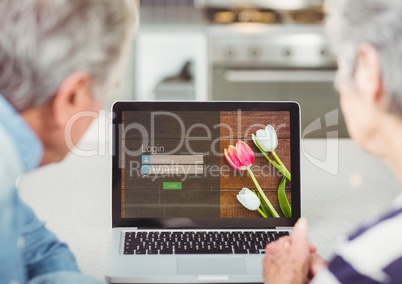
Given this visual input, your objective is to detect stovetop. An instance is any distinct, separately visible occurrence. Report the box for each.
[205,7,325,25]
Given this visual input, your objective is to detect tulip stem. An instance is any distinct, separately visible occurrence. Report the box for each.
[246,167,280,218]
[257,208,268,218]
[253,137,291,181]
[271,151,291,181]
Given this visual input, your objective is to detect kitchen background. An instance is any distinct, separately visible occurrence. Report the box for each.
[22,2,402,279]
[112,0,347,139]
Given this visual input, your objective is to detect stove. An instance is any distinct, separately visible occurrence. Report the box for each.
[200,0,331,68]
[209,25,334,69]
[205,7,324,25]
[206,8,282,24]
[201,1,347,138]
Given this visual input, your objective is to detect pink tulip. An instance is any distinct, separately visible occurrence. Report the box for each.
[224,141,255,170]
[224,140,280,218]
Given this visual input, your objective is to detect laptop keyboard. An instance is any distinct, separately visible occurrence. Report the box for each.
[123,231,289,255]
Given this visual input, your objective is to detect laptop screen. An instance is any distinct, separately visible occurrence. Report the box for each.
[112,102,301,228]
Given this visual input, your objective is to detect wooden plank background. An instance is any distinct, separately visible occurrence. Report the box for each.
[220,191,292,218]
[219,111,292,218]
[123,189,220,218]
[220,111,290,139]
[123,111,220,138]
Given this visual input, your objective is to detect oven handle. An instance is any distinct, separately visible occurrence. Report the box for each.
[225,69,336,83]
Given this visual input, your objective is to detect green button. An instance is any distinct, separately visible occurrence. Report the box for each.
[163,182,182,190]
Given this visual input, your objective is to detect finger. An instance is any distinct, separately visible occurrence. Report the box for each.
[292,218,309,249]
[266,236,291,250]
[276,236,292,249]
[277,236,291,244]
[310,253,327,276]
[309,243,317,253]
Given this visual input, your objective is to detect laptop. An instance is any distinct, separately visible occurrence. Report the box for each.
[106,101,301,283]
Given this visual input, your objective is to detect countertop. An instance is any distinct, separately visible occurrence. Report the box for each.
[18,137,400,281]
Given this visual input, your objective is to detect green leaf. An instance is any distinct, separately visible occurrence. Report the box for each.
[254,191,274,218]
[261,200,274,218]
[278,176,292,217]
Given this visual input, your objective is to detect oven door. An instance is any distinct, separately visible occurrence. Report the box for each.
[210,68,348,138]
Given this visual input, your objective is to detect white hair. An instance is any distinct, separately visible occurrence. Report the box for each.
[326,0,402,114]
[0,0,137,111]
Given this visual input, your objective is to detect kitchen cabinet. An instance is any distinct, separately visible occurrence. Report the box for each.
[133,5,208,101]
[134,30,207,101]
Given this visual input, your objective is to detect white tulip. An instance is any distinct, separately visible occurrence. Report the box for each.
[236,188,261,211]
[252,125,278,152]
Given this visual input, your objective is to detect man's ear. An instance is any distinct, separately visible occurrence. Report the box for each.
[355,43,383,104]
[52,72,92,128]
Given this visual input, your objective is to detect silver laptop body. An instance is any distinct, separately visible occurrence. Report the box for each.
[106,101,301,283]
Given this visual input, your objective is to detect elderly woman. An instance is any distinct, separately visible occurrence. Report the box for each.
[0,0,137,283]
[263,0,402,283]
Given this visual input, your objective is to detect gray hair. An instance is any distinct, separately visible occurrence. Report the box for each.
[326,0,402,114]
[0,0,138,111]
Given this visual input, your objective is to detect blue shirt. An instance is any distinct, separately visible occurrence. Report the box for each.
[0,96,102,284]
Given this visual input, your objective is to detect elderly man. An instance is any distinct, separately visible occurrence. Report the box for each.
[0,0,137,283]
[263,0,402,283]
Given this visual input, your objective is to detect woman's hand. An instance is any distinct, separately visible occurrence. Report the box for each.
[262,218,312,284]
[308,253,328,282]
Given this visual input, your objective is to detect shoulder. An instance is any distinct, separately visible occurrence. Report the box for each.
[327,207,402,283]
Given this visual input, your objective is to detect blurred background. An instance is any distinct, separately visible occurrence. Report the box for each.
[113,0,347,139]
[20,2,402,280]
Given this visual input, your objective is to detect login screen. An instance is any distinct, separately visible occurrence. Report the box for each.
[120,110,291,218]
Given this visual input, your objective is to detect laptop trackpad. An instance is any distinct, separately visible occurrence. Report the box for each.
[177,256,246,275]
